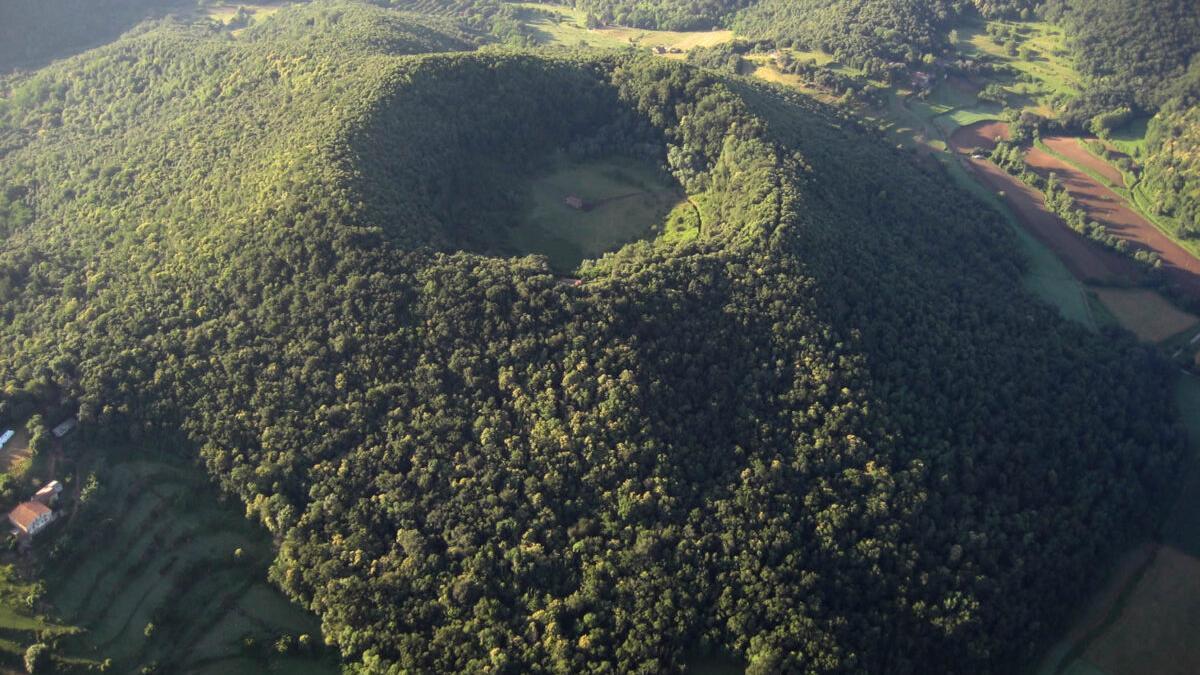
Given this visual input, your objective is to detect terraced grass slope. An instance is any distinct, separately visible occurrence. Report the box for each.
[44,459,334,674]
[0,2,1188,673]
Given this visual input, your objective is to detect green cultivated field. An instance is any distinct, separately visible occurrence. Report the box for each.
[507,156,685,271]
[40,457,336,674]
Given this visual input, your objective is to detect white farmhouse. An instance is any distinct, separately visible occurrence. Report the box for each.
[8,501,53,537]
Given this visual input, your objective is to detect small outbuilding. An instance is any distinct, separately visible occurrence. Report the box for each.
[33,481,62,506]
[563,195,588,210]
[52,418,77,438]
[9,502,53,537]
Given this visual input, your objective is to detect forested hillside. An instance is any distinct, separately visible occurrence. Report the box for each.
[1038,0,1200,241]
[1042,0,1200,118]
[1144,103,1200,238]
[733,0,959,68]
[0,1,1188,673]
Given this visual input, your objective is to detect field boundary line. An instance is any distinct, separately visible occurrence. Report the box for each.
[1051,544,1159,675]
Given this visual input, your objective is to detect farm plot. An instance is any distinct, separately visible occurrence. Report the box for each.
[948,122,1140,285]
[507,156,685,271]
[1091,288,1199,344]
[1024,147,1200,300]
[1081,547,1200,675]
[193,1,290,29]
[1043,137,1125,188]
[43,458,334,674]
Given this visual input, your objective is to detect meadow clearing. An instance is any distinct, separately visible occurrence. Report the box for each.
[506,155,687,271]
[511,3,732,52]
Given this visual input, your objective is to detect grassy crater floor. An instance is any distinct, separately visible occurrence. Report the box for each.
[502,155,688,271]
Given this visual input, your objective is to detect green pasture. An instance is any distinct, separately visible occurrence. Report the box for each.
[511,4,628,49]
[511,3,733,52]
[37,458,334,674]
[506,155,685,271]
[1106,117,1150,158]
[954,18,1080,111]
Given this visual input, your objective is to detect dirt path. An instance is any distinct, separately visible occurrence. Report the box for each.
[1043,136,1126,188]
[948,122,1141,284]
[1025,147,1200,299]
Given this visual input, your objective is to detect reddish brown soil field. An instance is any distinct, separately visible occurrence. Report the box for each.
[1044,136,1126,188]
[948,122,1141,284]
[1025,147,1200,299]
[950,120,1010,152]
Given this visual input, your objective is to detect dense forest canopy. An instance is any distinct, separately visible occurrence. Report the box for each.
[1042,0,1200,117]
[560,0,1037,35]
[733,0,960,67]
[1143,102,1200,237]
[0,1,1189,673]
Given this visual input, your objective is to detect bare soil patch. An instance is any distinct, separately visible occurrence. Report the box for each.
[1084,546,1200,675]
[1093,288,1199,343]
[0,427,31,474]
[1025,147,1200,299]
[949,119,1010,153]
[948,122,1140,284]
[1044,136,1125,188]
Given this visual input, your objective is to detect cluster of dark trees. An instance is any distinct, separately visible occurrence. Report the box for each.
[0,1,1188,673]
[684,42,749,74]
